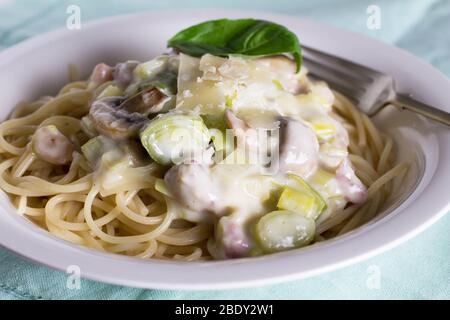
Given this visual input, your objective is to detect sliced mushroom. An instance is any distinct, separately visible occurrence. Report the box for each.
[120,86,172,116]
[32,125,74,165]
[277,117,319,178]
[89,77,179,141]
[164,163,218,215]
[89,97,148,140]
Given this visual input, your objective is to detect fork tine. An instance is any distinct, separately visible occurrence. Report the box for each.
[303,57,366,95]
[304,55,368,85]
[302,45,380,82]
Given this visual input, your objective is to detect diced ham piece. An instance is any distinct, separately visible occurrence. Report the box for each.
[32,125,74,165]
[90,63,113,85]
[217,216,251,258]
[336,159,368,204]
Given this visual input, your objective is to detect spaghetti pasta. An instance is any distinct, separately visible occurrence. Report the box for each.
[0,56,407,261]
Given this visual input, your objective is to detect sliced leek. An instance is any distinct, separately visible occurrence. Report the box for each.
[133,55,171,79]
[140,113,211,165]
[81,135,117,168]
[277,186,317,218]
[255,210,315,253]
[98,84,123,98]
[311,121,336,141]
[277,174,327,219]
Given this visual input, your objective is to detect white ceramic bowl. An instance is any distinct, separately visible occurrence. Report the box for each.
[0,10,448,290]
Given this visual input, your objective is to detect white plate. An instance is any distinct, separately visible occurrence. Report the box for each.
[0,10,448,290]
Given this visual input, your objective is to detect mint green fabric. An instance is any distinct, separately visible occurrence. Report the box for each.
[0,0,448,300]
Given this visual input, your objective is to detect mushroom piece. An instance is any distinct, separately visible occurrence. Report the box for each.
[277,117,320,178]
[89,97,148,140]
[164,163,218,215]
[90,77,178,141]
[120,86,172,116]
[32,125,74,165]
[336,158,368,204]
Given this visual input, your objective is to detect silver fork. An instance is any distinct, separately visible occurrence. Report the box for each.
[302,45,450,126]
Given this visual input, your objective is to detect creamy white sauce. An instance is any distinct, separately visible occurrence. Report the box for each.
[167,54,368,257]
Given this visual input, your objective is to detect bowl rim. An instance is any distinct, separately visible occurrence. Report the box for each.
[0,9,449,290]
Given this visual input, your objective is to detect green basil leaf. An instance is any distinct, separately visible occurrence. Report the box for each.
[167,18,302,72]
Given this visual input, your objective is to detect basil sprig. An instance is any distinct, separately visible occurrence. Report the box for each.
[167,19,302,72]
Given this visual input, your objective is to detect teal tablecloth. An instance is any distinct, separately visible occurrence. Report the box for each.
[0,0,449,300]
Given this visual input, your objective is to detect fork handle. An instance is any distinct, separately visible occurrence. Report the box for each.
[390,93,450,127]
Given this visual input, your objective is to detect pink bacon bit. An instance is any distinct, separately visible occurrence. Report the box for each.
[90,63,113,84]
[218,217,251,259]
[336,159,368,204]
